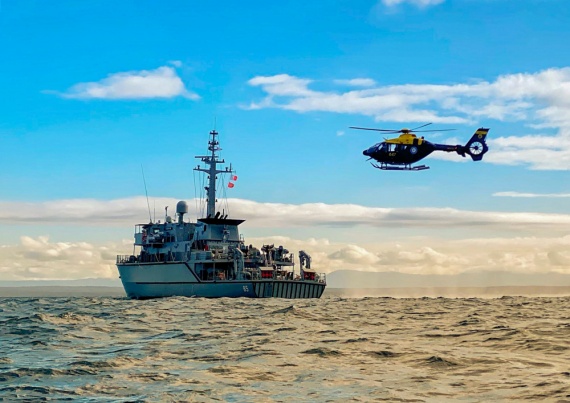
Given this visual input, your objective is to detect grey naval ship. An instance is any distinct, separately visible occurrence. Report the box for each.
[116,130,327,299]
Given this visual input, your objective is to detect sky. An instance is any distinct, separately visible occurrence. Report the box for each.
[2,0,570,282]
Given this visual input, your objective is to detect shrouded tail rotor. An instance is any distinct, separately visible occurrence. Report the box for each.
[462,128,489,161]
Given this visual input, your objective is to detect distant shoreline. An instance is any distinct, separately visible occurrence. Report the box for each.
[1,286,570,298]
[325,286,570,298]
[0,286,126,298]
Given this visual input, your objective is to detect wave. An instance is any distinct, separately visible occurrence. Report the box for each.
[2,295,570,401]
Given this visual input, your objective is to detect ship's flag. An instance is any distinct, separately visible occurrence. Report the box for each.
[231,175,238,181]
[228,182,235,188]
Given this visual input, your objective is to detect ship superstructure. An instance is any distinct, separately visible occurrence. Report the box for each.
[116,130,326,299]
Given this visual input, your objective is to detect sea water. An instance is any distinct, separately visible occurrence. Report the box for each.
[1,294,570,402]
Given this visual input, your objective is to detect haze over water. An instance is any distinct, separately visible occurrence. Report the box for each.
[2,293,570,402]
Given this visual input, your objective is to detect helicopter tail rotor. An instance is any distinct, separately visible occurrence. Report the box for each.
[462,128,490,161]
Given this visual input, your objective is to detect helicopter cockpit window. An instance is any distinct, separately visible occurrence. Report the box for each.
[387,144,397,152]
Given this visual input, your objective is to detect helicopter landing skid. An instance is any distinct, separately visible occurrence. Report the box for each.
[371,163,430,171]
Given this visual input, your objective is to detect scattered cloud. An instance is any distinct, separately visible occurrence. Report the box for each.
[0,197,154,224]
[494,192,570,198]
[248,234,570,276]
[484,135,570,170]
[2,197,570,232]
[3,197,570,280]
[58,65,199,100]
[328,244,381,265]
[3,233,570,281]
[247,68,570,169]
[246,69,570,124]
[334,78,377,87]
[0,236,122,281]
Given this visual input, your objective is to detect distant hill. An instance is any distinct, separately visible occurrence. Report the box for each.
[326,270,570,289]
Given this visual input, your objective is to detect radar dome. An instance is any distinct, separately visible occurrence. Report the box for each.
[176,201,189,215]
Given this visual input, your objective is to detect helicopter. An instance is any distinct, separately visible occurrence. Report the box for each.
[350,123,489,171]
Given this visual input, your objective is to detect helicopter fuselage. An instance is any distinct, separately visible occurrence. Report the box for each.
[363,142,433,164]
[363,134,448,165]
[358,127,489,170]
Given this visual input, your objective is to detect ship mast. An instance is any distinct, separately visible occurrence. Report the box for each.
[194,130,234,218]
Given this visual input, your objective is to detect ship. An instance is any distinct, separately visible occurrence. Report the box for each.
[116,130,327,299]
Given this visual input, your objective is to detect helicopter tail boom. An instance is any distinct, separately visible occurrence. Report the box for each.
[462,128,489,161]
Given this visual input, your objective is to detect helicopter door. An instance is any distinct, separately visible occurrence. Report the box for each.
[386,143,397,158]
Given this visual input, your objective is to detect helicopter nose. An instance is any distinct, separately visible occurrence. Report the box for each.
[363,149,369,156]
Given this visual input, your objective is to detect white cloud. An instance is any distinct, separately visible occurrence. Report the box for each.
[382,0,445,7]
[0,197,155,224]
[247,68,570,169]
[494,192,570,198]
[246,69,570,123]
[334,78,377,87]
[484,134,570,170]
[59,65,199,100]
[2,197,570,232]
[3,198,570,280]
[0,236,122,281]
[248,74,314,98]
[4,233,570,281]
[251,235,570,276]
[329,244,381,265]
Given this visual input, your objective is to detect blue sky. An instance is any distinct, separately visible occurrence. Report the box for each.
[2,0,570,281]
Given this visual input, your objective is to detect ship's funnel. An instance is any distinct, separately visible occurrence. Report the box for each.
[176,201,188,223]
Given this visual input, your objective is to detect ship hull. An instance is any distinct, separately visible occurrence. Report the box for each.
[117,263,326,299]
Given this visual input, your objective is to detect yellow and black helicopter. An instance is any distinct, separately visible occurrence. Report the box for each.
[350,123,489,171]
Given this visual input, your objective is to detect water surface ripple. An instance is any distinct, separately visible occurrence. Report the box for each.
[1,296,570,402]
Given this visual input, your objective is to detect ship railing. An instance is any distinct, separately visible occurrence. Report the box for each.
[193,251,213,260]
[274,259,294,267]
[116,252,193,264]
[275,253,294,263]
[117,255,136,264]
[241,268,261,280]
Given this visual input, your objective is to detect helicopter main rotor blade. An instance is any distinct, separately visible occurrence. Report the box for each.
[349,126,401,133]
[411,129,457,133]
[409,123,432,131]
[350,124,456,134]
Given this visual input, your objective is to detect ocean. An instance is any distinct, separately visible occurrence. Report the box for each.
[1,291,570,402]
